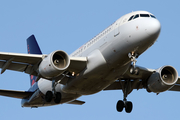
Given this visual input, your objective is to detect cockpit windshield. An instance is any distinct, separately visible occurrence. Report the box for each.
[140,14,149,17]
[128,15,134,21]
[128,13,156,21]
[133,14,139,19]
[150,14,156,18]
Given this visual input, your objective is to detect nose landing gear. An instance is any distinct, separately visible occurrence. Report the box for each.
[128,52,139,75]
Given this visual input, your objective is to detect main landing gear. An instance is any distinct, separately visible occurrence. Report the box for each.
[45,80,62,104]
[116,100,133,113]
[116,80,133,113]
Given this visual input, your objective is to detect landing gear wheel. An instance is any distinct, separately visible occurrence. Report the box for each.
[45,91,53,102]
[116,78,134,113]
[116,100,124,112]
[54,92,62,104]
[130,66,135,74]
[125,101,133,113]
[134,67,139,75]
[130,65,139,75]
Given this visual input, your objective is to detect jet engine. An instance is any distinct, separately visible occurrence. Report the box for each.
[39,50,70,79]
[147,66,178,93]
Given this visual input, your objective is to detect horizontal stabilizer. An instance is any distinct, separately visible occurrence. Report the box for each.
[67,100,85,105]
[0,89,33,99]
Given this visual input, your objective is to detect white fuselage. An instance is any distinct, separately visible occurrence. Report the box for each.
[22,11,161,107]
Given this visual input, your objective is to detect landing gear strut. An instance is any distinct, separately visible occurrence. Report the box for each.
[45,80,61,104]
[128,52,139,75]
[116,79,133,113]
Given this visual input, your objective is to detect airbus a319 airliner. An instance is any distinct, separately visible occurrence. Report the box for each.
[0,11,179,113]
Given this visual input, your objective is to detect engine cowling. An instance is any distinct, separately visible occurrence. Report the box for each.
[147,65,178,93]
[39,50,70,79]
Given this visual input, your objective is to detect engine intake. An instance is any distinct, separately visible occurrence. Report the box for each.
[147,66,178,93]
[39,50,70,79]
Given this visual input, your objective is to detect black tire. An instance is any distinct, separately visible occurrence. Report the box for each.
[134,67,139,75]
[54,92,61,104]
[130,66,135,74]
[45,91,53,102]
[125,101,133,113]
[116,100,124,112]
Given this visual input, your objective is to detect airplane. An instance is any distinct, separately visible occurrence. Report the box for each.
[0,10,179,113]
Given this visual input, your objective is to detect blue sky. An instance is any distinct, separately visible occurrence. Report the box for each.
[0,0,180,120]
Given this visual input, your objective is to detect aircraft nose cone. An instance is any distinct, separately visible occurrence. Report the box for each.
[145,19,161,37]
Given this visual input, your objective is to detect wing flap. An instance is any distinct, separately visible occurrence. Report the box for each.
[0,61,29,72]
[0,60,37,76]
[67,100,85,105]
[0,89,33,99]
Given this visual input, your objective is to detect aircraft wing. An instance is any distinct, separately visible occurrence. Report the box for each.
[169,77,180,91]
[0,52,87,76]
[104,66,154,91]
[0,52,43,75]
[104,65,180,92]
[0,89,33,99]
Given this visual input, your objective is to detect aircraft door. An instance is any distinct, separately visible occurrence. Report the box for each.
[114,18,123,37]
[114,22,119,37]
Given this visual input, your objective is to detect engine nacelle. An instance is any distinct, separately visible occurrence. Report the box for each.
[147,65,178,93]
[39,50,70,79]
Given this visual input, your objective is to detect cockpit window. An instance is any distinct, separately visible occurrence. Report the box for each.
[128,15,134,21]
[128,13,156,22]
[150,14,156,18]
[140,14,150,17]
[133,14,139,19]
